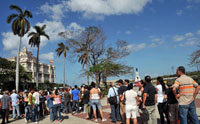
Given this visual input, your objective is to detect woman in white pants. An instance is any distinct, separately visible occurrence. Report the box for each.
[121,83,139,124]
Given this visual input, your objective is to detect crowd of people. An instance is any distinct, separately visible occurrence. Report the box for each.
[0,66,199,124]
[107,66,200,124]
[0,81,108,124]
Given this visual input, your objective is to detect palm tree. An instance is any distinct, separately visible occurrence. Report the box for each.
[76,43,90,85]
[56,42,69,87]
[28,25,49,90]
[7,5,32,92]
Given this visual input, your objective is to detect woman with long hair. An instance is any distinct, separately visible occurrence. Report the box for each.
[89,82,107,122]
[156,77,170,124]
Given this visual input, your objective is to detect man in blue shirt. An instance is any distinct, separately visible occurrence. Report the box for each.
[71,85,80,113]
[11,90,20,119]
[107,85,121,123]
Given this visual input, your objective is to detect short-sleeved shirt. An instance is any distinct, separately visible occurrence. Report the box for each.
[72,89,80,101]
[64,92,71,102]
[1,94,11,109]
[33,92,40,105]
[107,87,119,104]
[173,75,198,105]
[11,93,20,106]
[165,88,178,104]
[82,90,90,104]
[125,90,137,106]
[156,84,164,103]
[118,85,127,95]
[143,83,157,106]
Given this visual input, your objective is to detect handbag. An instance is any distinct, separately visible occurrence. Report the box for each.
[108,87,118,105]
[141,108,149,121]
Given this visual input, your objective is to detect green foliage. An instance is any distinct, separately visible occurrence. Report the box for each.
[7,5,32,37]
[0,57,32,89]
[89,61,132,77]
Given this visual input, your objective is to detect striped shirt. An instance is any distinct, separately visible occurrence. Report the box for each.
[173,75,198,105]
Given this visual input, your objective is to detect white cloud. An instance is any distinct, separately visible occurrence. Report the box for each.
[185,32,194,37]
[197,30,200,35]
[149,43,158,48]
[2,21,83,54]
[152,38,161,42]
[40,2,68,21]
[187,0,200,3]
[179,41,197,47]
[40,52,54,60]
[173,35,185,42]
[125,31,132,35]
[186,5,193,9]
[127,43,146,51]
[176,10,183,16]
[67,0,152,18]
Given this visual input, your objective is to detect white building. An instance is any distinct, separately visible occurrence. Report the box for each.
[7,47,56,83]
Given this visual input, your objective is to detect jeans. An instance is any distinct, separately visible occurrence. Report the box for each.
[64,101,72,113]
[54,104,62,120]
[110,104,121,122]
[72,100,80,112]
[12,104,20,119]
[179,101,199,124]
[157,103,170,124]
[34,104,40,122]
[144,105,157,124]
[26,105,35,122]
[49,107,54,122]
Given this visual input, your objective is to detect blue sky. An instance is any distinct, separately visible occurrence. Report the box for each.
[0,0,200,86]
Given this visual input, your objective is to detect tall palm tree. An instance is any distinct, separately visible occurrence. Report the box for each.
[28,25,49,90]
[56,42,69,87]
[76,43,90,85]
[7,5,32,92]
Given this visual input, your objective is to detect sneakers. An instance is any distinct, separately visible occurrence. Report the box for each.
[102,118,107,122]
[24,118,28,123]
[94,119,98,122]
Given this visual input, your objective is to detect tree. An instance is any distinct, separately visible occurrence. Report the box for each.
[56,42,69,87]
[59,26,105,85]
[7,5,32,92]
[190,47,200,71]
[0,57,32,90]
[28,25,49,90]
[89,40,132,85]
[89,61,133,85]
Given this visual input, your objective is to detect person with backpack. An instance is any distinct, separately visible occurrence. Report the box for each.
[121,83,139,124]
[107,85,121,123]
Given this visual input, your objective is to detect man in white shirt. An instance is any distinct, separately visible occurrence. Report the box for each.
[107,85,121,123]
[11,90,20,119]
[33,89,40,123]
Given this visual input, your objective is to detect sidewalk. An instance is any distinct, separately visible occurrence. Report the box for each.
[0,113,96,124]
